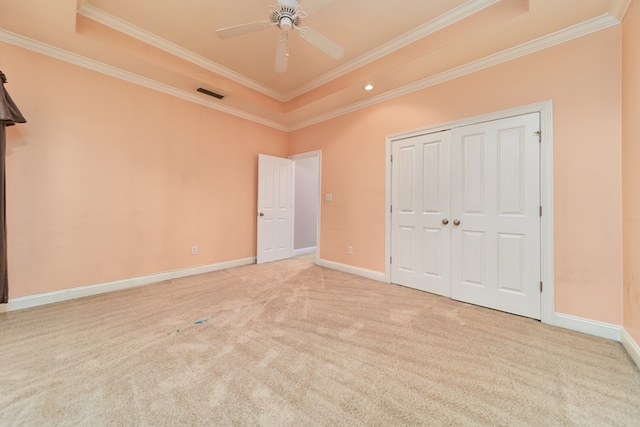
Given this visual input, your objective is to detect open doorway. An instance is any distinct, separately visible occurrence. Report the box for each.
[290,151,321,263]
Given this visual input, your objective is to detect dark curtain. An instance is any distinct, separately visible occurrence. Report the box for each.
[0,71,26,303]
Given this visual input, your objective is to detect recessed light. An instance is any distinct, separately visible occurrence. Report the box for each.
[364,84,374,91]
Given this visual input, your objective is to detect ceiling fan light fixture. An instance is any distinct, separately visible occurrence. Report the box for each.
[280,16,293,31]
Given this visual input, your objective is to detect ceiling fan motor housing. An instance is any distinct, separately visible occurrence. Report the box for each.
[271,6,302,31]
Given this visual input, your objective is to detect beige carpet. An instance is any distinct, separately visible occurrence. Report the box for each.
[1,256,639,426]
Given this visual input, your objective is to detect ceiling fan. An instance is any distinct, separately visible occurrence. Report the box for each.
[215,0,344,73]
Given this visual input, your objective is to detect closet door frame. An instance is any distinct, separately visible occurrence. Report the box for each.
[385,100,554,325]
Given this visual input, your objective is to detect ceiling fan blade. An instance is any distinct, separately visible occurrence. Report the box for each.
[215,21,272,40]
[299,27,344,60]
[299,0,336,16]
[275,33,289,73]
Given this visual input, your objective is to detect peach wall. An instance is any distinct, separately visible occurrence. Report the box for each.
[290,27,623,324]
[622,0,640,345]
[1,42,288,298]
[0,23,626,327]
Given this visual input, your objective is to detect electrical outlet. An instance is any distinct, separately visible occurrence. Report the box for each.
[347,245,353,254]
[191,246,198,255]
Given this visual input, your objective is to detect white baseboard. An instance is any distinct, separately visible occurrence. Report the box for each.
[554,313,622,342]
[293,246,316,257]
[622,328,640,369]
[4,256,639,370]
[317,258,386,283]
[0,257,256,313]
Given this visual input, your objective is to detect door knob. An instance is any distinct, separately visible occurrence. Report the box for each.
[259,212,264,217]
[442,219,449,225]
[453,219,461,226]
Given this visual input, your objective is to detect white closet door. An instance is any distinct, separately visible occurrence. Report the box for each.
[391,131,451,297]
[450,113,541,319]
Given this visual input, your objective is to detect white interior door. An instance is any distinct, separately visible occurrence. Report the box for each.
[391,131,452,297]
[257,154,293,264]
[450,113,541,319]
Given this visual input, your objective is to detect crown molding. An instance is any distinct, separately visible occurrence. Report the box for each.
[76,0,629,106]
[0,29,288,131]
[77,1,498,103]
[1,9,622,133]
[282,0,499,101]
[288,13,620,131]
[77,4,285,102]
[610,0,633,21]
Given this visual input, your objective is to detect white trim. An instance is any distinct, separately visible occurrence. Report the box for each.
[387,101,553,143]
[554,313,622,342]
[0,29,288,132]
[385,101,555,324]
[384,136,392,284]
[293,246,316,257]
[610,0,633,21]
[289,150,322,161]
[75,2,622,109]
[0,257,256,313]
[317,259,386,283]
[283,0,499,100]
[78,1,498,103]
[2,10,619,133]
[539,104,555,325]
[288,14,618,131]
[622,328,640,368]
[77,4,284,102]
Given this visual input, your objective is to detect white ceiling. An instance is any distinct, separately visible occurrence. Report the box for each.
[0,0,630,129]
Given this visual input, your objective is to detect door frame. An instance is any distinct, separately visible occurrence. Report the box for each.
[289,150,322,266]
[385,100,555,325]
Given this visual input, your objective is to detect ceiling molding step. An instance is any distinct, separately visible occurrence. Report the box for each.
[77,4,285,102]
[283,0,500,101]
[0,29,288,132]
[609,0,632,21]
[0,9,621,134]
[288,13,619,131]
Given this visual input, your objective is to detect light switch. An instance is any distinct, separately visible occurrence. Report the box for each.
[325,193,333,201]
